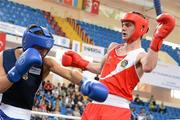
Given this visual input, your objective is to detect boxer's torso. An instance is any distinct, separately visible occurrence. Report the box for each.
[2,48,43,110]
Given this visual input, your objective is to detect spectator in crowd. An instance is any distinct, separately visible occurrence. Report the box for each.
[44,80,54,93]
[33,91,42,109]
[138,112,146,120]
[149,100,157,112]
[45,91,53,104]
[60,83,67,97]
[134,94,144,105]
[60,96,68,115]
[73,104,81,117]
[158,102,166,114]
[131,107,138,120]
[66,104,73,116]
[46,102,53,112]
[148,95,157,112]
[54,95,61,114]
[146,112,153,120]
[148,95,156,105]
[67,83,76,93]
[52,82,62,100]
[138,108,146,120]
[39,95,47,112]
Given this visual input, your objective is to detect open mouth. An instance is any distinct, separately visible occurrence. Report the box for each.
[122,33,127,37]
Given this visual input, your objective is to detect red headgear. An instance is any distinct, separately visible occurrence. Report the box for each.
[121,12,149,43]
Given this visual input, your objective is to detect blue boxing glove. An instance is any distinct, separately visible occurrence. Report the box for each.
[80,77,108,102]
[7,48,42,83]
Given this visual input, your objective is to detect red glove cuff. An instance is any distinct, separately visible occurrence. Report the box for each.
[62,51,89,70]
[150,38,163,52]
[76,59,89,70]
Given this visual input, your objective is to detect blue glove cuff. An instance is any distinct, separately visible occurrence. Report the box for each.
[80,76,88,86]
[7,67,21,83]
[80,77,91,95]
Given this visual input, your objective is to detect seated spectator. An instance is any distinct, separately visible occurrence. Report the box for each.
[148,95,157,112]
[134,94,144,105]
[149,100,157,112]
[60,83,67,97]
[60,96,68,115]
[67,83,75,93]
[138,112,146,120]
[66,104,73,116]
[131,108,138,120]
[46,102,53,112]
[148,95,156,105]
[137,107,147,120]
[44,80,54,93]
[39,95,47,112]
[52,82,61,98]
[54,95,61,113]
[158,102,166,114]
[73,105,81,117]
[146,112,153,120]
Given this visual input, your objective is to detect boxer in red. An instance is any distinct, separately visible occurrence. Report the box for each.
[62,11,175,120]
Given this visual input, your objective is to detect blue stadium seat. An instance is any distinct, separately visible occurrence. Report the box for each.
[0,0,55,34]
[76,20,123,48]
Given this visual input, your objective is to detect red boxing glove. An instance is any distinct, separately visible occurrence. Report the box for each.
[62,51,89,70]
[150,13,176,52]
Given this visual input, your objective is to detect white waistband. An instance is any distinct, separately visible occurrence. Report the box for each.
[92,94,130,109]
[0,103,31,119]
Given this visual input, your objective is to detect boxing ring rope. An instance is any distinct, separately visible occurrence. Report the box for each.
[31,111,81,120]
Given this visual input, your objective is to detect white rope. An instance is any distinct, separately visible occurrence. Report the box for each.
[31,111,81,120]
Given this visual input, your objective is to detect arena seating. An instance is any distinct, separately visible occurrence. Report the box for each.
[42,11,66,37]
[130,102,180,119]
[76,20,123,48]
[0,0,55,34]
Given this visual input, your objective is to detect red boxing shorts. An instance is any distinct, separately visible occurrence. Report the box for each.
[81,94,131,120]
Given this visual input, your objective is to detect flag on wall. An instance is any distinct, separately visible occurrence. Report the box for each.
[64,0,73,6]
[91,0,100,14]
[83,0,100,14]
[0,32,6,52]
[83,0,92,12]
[73,0,83,9]
[63,0,83,9]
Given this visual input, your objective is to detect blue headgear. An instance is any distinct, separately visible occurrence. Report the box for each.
[22,25,54,51]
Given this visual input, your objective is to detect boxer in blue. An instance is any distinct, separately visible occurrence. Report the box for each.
[0,24,108,120]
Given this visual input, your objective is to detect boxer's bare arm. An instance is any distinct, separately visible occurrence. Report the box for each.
[135,49,158,78]
[43,57,83,85]
[86,42,119,74]
[42,64,50,80]
[85,56,106,74]
[140,49,158,72]
[0,52,13,93]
